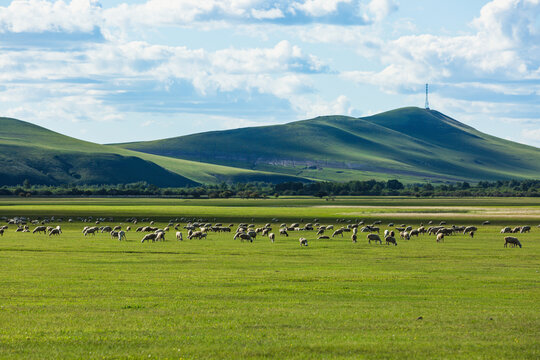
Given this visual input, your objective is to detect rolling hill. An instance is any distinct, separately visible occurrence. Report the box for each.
[115,107,540,182]
[0,117,306,186]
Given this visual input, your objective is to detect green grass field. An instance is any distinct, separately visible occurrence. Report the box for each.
[0,197,538,359]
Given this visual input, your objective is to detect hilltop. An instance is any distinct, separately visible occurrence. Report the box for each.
[115,107,540,182]
[0,117,304,186]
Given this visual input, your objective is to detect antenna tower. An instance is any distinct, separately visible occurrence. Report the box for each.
[424,83,430,110]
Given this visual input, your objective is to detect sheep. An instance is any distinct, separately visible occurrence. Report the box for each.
[316,228,325,236]
[367,233,382,244]
[469,231,475,238]
[126,226,131,231]
[0,229,3,236]
[405,226,413,232]
[84,227,98,236]
[234,233,253,243]
[383,229,390,238]
[504,236,522,248]
[49,228,60,236]
[400,231,410,240]
[176,231,183,241]
[262,228,269,237]
[326,225,333,230]
[351,234,357,243]
[141,233,157,243]
[463,226,477,234]
[317,236,329,239]
[155,232,165,242]
[113,225,121,231]
[299,237,308,246]
[409,229,419,237]
[436,233,444,243]
[101,226,112,233]
[279,228,289,237]
[500,227,512,234]
[520,226,531,233]
[32,226,47,234]
[118,231,127,241]
[385,236,397,246]
[483,221,490,225]
[110,230,119,239]
[332,229,343,237]
[512,227,522,233]
[269,233,275,243]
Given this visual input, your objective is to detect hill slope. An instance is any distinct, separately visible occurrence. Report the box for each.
[0,117,308,186]
[115,108,540,182]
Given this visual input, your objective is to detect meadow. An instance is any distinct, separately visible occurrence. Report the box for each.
[0,197,538,359]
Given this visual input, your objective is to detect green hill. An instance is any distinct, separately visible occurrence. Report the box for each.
[115,107,540,182]
[0,117,308,186]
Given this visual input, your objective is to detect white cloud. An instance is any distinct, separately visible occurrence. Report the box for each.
[0,0,102,33]
[291,94,354,118]
[366,0,398,22]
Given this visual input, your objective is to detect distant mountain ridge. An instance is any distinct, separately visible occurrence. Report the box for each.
[114,107,540,182]
[1,107,539,186]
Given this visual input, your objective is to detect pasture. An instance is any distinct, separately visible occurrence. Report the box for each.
[0,197,538,359]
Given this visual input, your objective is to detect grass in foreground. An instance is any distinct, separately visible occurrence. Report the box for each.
[0,204,538,359]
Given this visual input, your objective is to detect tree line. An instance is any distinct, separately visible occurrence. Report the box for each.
[1,179,540,198]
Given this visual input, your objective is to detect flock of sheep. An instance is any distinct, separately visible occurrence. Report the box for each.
[1,216,535,249]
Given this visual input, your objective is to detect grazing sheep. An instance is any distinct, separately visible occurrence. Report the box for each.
[118,231,126,241]
[317,235,329,239]
[234,233,253,242]
[262,228,269,237]
[176,231,183,241]
[32,226,47,234]
[269,233,275,243]
[504,236,522,248]
[155,232,165,242]
[113,225,121,231]
[316,228,325,236]
[101,226,112,233]
[400,231,410,240]
[436,233,444,243]
[351,234,357,243]
[367,233,382,244]
[500,227,512,234]
[469,231,475,238]
[463,226,477,234]
[512,227,522,233]
[299,237,308,246]
[520,226,531,233]
[110,230,119,239]
[385,236,397,246]
[141,233,157,243]
[84,227,98,236]
[0,229,3,236]
[126,226,131,231]
[405,226,413,232]
[483,221,490,225]
[384,229,390,238]
[332,229,344,237]
[49,228,60,236]
[409,229,419,237]
[326,225,334,230]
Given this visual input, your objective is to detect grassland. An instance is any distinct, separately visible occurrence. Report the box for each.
[0,197,538,359]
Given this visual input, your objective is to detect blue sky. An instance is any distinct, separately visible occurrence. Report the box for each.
[0,0,539,147]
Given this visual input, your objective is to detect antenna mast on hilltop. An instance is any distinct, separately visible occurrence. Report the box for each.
[424,83,430,110]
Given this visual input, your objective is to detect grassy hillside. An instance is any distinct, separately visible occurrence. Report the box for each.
[0,117,308,186]
[116,108,540,182]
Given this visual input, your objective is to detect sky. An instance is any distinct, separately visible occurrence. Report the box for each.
[0,0,539,147]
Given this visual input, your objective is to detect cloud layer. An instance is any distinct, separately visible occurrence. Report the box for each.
[0,0,538,147]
